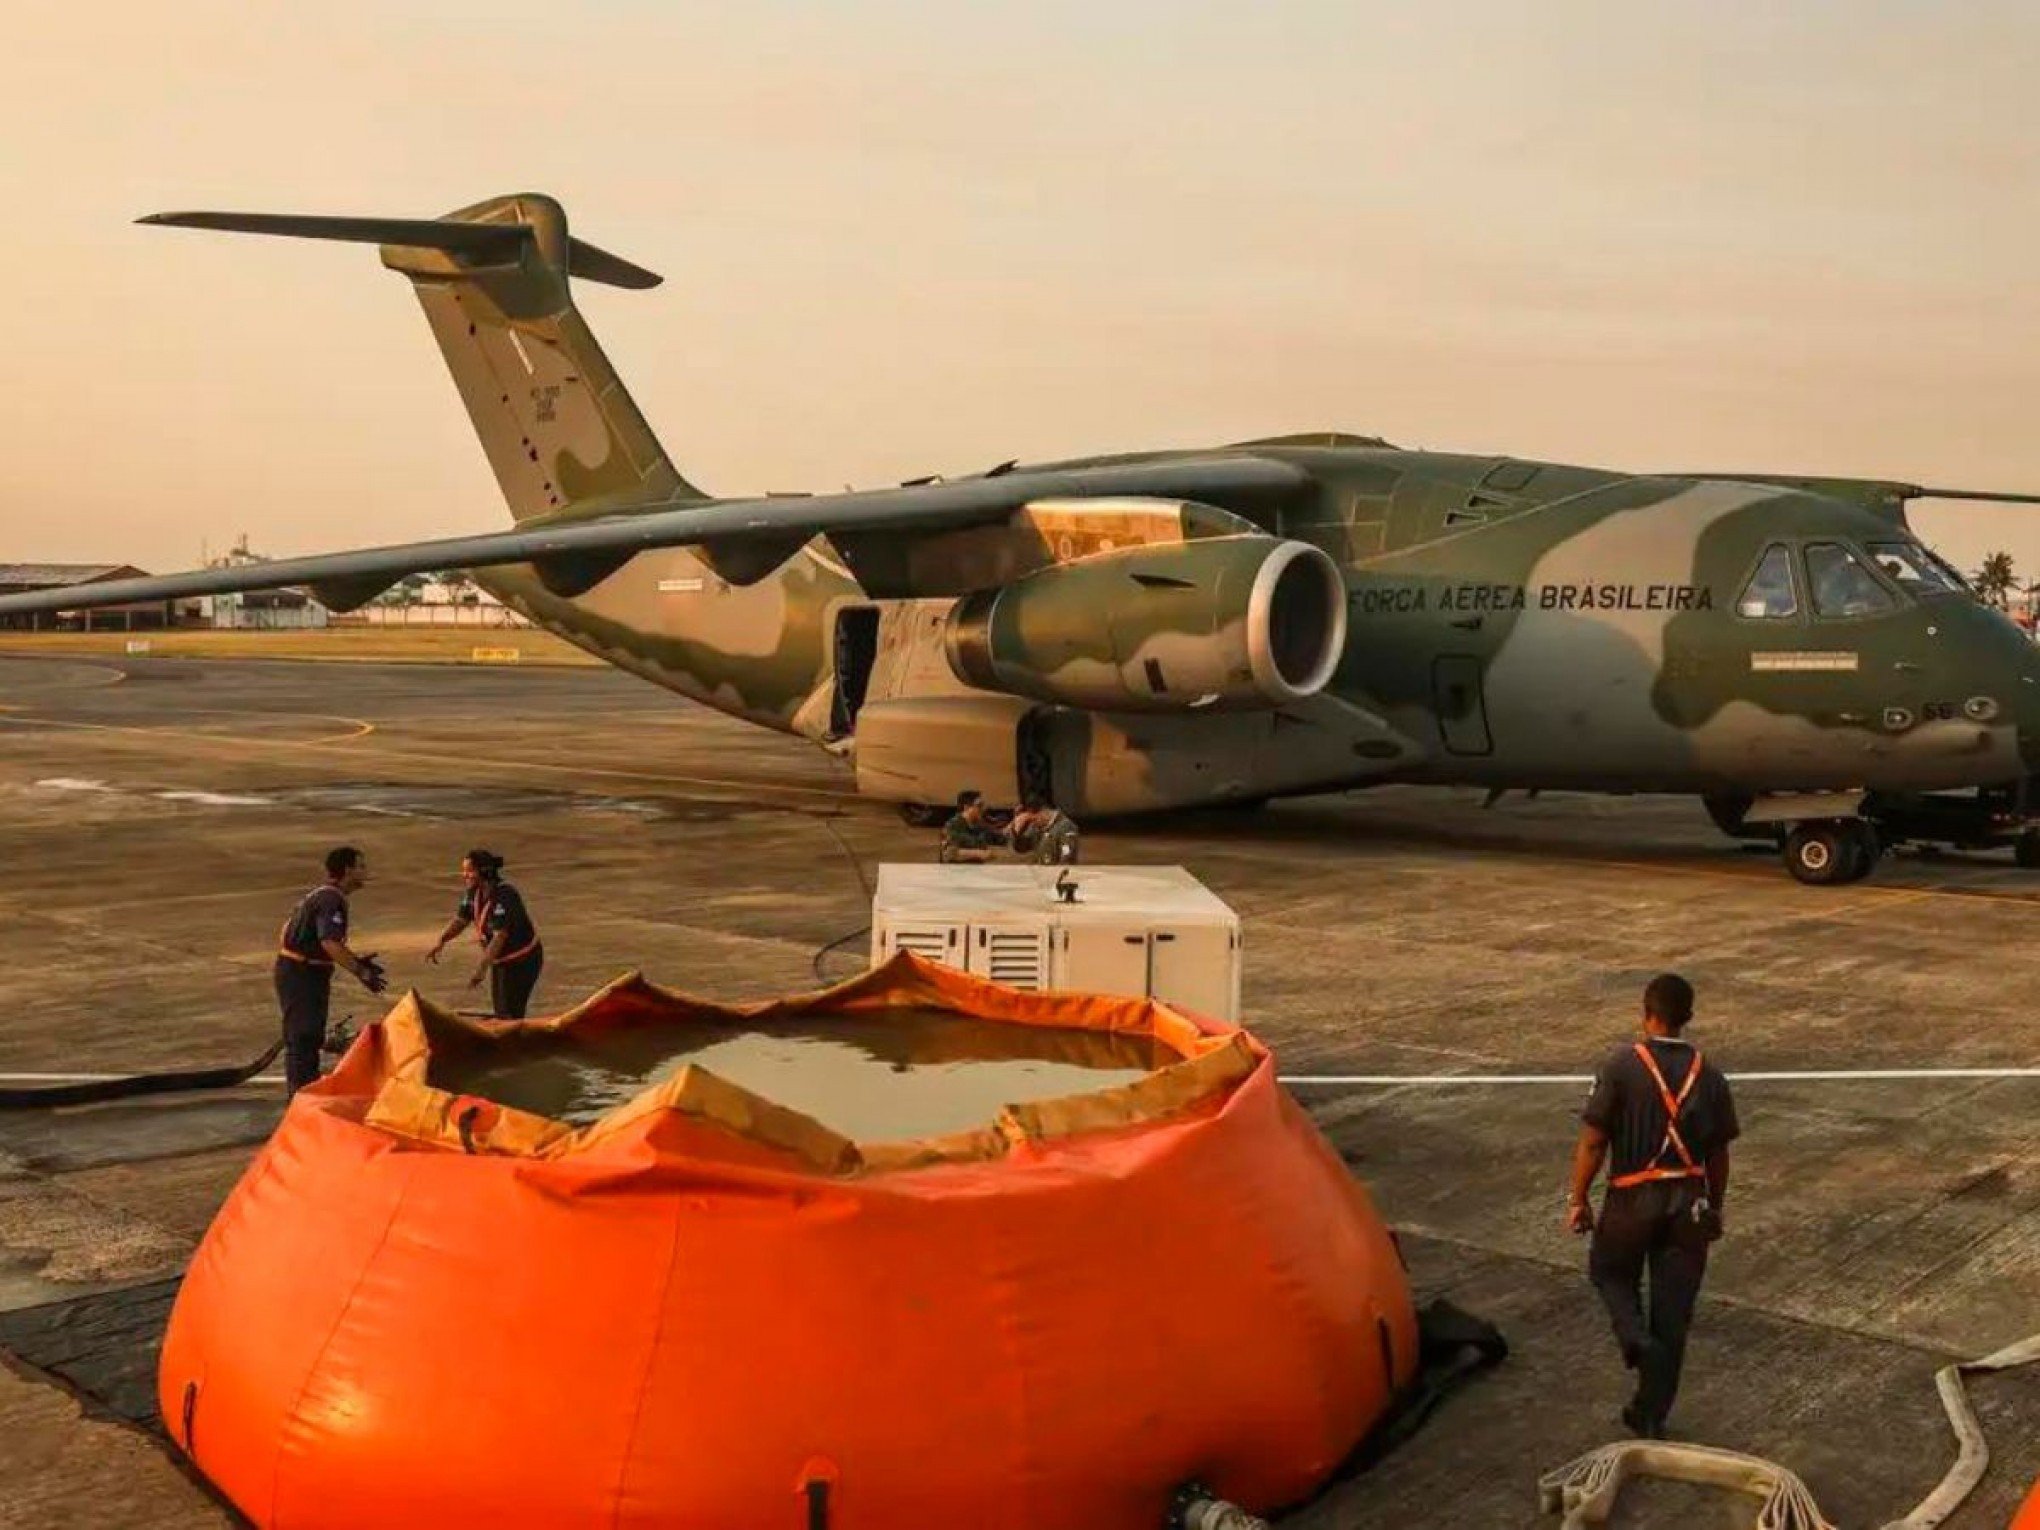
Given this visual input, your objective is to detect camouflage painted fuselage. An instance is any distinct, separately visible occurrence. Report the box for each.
[478,437,2040,813]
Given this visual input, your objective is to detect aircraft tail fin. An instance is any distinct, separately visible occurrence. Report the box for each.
[144,194,701,522]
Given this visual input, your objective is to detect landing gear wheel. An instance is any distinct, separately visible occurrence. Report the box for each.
[898,803,947,829]
[2016,829,2040,869]
[1839,819,1882,883]
[1783,823,1851,886]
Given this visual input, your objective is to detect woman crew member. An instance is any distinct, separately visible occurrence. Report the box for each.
[427,849,545,1019]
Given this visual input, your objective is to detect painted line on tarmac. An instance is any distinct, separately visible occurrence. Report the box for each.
[0,657,127,689]
[1581,854,2027,910]
[0,712,861,807]
[101,704,381,746]
[0,1066,2032,1088]
[0,709,374,748]
[1280,1067,2040,1085]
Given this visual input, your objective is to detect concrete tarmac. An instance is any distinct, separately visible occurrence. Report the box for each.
[0,653,2033,1527]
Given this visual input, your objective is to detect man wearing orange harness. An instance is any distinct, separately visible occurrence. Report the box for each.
[273,846,388,1096]
[1567,972,1739,1438]
[426,848,545,1019]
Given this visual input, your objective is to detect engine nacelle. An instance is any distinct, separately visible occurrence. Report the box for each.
[943,536,1346,712]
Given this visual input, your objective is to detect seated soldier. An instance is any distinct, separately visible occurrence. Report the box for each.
[939,789,1006,863]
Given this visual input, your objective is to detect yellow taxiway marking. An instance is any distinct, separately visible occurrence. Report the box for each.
[0,710,376,748]
[0,659,127,689]
[62,702,378,746]
[1583,855,2021,914]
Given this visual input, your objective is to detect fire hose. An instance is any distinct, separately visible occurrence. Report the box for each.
[1538,1330,2040,1529]
[0,1038,284,1109]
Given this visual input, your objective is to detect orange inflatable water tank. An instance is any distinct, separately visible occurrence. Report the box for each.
[2015,1476,2040,1529]
[161,954,1417,1528]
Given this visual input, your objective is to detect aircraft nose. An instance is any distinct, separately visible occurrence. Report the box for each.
[2002,661,2040,773]
[2019,678,2040,773]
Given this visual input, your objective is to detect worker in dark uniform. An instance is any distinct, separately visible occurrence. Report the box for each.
[427,848,544,1018]
[939,789,1006,864]
[1008,793,1080,865]
[1567,972,1738,1438]
[274,846,386,1097]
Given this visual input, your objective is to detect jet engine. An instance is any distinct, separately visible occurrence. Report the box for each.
[943,535,1347,712]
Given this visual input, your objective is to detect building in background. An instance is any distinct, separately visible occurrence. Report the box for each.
[207,587,329,629]
[359,571,529,627]
[0,564,189,630]
[199,537,329,629]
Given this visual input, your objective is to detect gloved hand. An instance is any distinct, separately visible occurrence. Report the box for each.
[320,1019,358,1056]
[1690,1195,1724,1243]
[357,954,389,995]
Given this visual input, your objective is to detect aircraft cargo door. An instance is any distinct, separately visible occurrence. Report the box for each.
[1432,655,1492,756]
[830,605,880,736]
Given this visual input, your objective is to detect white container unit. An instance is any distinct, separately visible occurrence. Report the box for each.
[869,864,1241,1022]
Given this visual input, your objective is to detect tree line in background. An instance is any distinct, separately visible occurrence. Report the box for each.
[1974,550,2021,610]
[368,571,482,607]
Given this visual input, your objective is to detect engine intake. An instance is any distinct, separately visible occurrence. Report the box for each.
[943,535,1346,712]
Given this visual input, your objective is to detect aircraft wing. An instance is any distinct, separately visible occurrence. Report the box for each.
[0,455,1311,618]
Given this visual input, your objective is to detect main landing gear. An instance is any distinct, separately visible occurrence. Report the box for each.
[1706,787,2040,885]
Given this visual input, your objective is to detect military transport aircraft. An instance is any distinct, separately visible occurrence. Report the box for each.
[7,193,2040,886]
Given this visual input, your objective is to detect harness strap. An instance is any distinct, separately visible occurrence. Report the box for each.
[492,939,539,966]
[1609,1042,1707,1189]
[276,893,335,968]
[472,882,537,965]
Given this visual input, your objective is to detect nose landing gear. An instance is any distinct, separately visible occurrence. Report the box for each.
[1707,786,2040,882]
[1782,818,1882,885]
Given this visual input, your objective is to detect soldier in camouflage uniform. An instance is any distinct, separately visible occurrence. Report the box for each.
[1009,794,1080,865]
[939,790,1005,864]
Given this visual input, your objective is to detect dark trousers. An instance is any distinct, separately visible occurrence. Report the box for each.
[1588,1180,1712,1424]
[274,958,333,1096]
[490,946,544,1020]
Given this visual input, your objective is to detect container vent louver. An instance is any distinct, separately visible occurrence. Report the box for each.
[889,925,958,967]
[983,930,1048,989]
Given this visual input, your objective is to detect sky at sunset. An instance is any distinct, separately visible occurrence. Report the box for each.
[5,2,2038,580]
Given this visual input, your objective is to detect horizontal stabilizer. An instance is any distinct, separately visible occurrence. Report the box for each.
[139,210,662,289]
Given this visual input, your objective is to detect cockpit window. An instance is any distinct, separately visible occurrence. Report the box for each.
[1805,543,1896,618]
[1866,541,1963,596]
[1925,546,1972,592]
[1738,544,1799,619]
